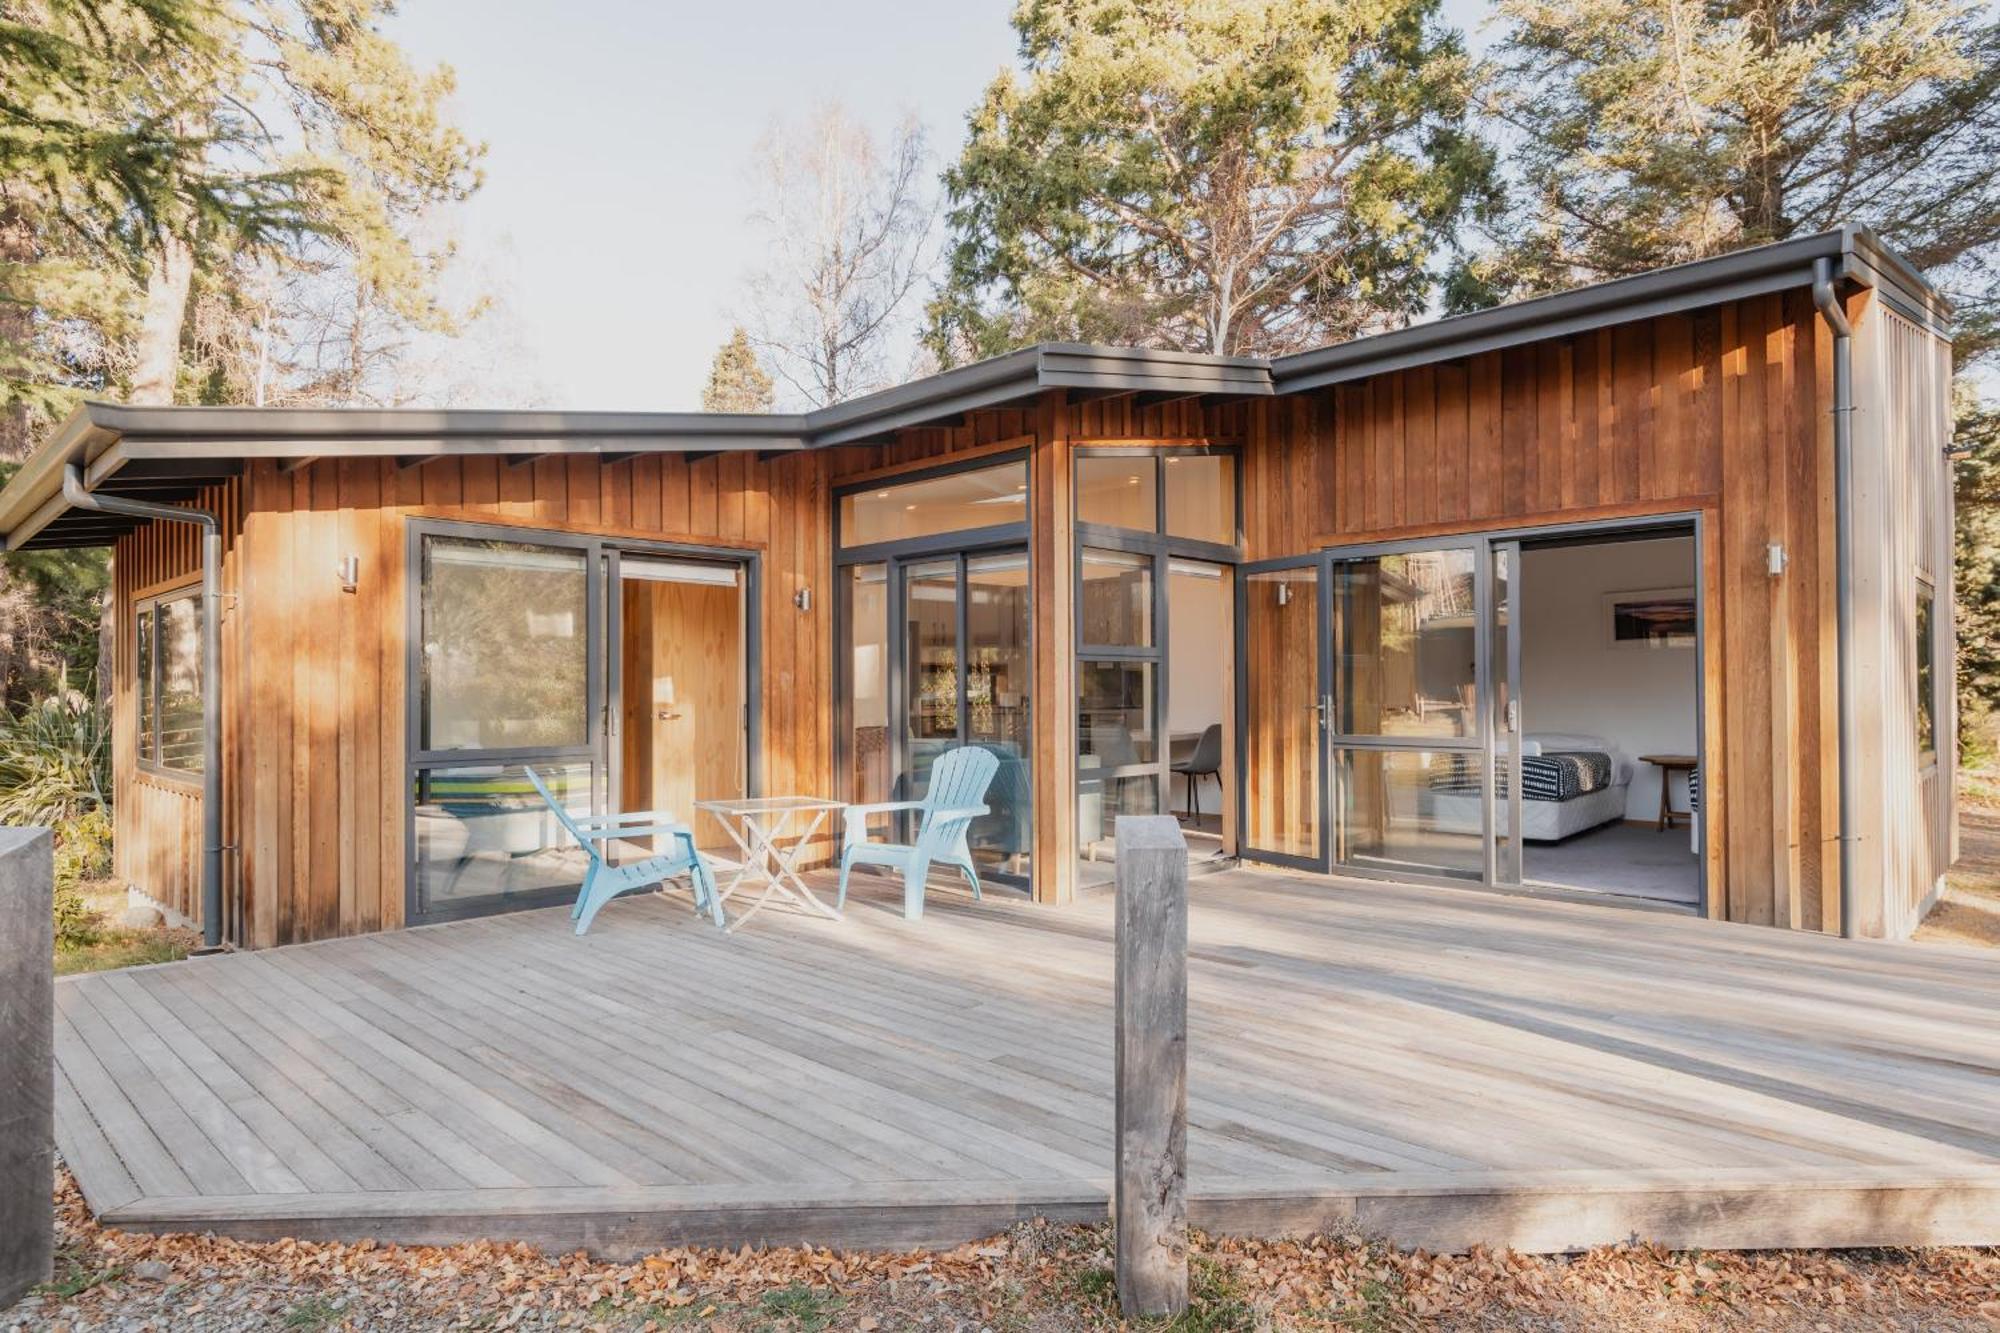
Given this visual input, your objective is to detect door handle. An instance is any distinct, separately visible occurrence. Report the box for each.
[656,709,683,722]
[1313,695,1331,731]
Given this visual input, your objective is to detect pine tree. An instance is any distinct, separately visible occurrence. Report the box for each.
[929,0,1495,362]
[701,327,775,413]
[1467,0,2000,357]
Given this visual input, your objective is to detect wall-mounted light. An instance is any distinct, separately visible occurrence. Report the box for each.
[337,554,359,593]
[795,586,813,613]
[1276,582,1293,607]
[1767,542,1787,577]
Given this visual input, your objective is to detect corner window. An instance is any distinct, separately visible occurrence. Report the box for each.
[1916,579,1937,765]
[135,587,203,774]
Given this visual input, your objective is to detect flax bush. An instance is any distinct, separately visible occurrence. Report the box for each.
[1,682,113,948]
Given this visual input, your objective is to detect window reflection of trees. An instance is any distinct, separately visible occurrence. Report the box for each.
[423,539,588,751]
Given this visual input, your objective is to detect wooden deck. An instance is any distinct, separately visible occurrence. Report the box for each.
[54,867,2000,1256]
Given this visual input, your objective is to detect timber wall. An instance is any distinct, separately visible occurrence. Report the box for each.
[1232,291,1845,931]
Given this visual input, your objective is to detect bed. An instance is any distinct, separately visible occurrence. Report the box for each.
[1423,734,1632,841]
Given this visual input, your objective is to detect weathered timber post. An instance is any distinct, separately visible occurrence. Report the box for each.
[1113,814,1188,1319]
[0,828,53,1310]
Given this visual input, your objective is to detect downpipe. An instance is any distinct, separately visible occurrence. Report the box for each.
[62,465,226,952]
[1811,258,1857,939]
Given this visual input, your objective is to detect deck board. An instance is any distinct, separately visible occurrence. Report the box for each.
[54,867,2000,1255]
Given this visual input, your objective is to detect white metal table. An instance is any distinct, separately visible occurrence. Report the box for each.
[695,795,846,932]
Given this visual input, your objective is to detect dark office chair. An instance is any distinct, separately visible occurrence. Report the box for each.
[1172,723,1223,823]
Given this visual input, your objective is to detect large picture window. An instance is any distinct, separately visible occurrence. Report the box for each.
[134,587,203,774]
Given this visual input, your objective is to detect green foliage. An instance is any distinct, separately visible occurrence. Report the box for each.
[0,460,109,703]
[0,680,109,824]
[702,326,776,413]
[1469,0,2000,359]
[753,1283,843,1332]
[1956,386,2000,734]
[931,0,1496,362]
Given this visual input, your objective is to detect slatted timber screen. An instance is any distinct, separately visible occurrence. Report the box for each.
[1228,292,1843,932]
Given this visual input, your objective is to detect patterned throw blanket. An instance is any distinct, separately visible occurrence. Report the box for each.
[1429,751,1615,802]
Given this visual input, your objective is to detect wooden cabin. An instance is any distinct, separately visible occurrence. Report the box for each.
[0,226,1956,947]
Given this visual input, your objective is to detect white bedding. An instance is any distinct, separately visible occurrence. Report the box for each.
[1426,781,1630,841]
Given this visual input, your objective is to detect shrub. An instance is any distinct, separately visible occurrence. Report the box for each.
[0,681,110,827]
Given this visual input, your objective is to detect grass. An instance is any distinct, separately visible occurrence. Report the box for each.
[753,1283,845,1331]
[35,1244,123,1301]
[53,879,196,976]
[280,1294,346,1330]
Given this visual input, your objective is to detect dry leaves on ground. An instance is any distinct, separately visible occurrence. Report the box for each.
[9,1173,1998,1331]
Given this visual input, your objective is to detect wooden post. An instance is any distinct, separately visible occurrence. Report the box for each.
[0,827,53,1309]
[1114,815,1188,1319]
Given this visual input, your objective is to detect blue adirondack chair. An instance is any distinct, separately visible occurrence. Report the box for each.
[838,745,999,921]
[523,766,723,935]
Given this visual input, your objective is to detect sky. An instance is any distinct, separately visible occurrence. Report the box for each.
[386,0,1497,412]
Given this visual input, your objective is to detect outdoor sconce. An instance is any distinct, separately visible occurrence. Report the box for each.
[337,554,360,593]
[1276,582,1293,607]
[1767,542,1788,577]
[795,587,813,613]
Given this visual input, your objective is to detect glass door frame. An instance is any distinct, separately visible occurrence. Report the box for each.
[1234,552,1330,870]
[403,516,760,925]
[601,539,763,841]
[1236,513,1707,901]
[831,451,1034,890]
[1072,443,1242,868]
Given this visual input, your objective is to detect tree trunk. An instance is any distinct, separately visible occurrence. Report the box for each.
[128,233,195,405]
[0,204,36,463]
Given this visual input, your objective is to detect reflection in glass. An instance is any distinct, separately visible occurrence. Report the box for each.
[1080,548,1153,646]
[1243,567,1319,858]
[1079,659,1156,766]
[413,762,594,914]
[964,552,1032,874]
[1334,548,1478,739]
[421,537,589,751]
[842,563,891,806]
[839,462,1028,547]
[1076,455,1157,530]
[1333,749,1484,880]
[1078,762,1159,864]
[136,605,156,762]
[156,595,203,772]
[1163,454,1235,545]
[901,559,960,802]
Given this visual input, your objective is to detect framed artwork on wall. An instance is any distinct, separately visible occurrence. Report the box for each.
[1605,587,1697,649]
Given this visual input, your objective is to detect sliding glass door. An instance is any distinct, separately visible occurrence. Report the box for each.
[1239,538,1514,885]
[407,520,757,924]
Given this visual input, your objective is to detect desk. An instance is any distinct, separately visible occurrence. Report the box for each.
[1639,755,1697,832]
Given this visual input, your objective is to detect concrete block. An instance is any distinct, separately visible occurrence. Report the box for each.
[0,827,53,1311]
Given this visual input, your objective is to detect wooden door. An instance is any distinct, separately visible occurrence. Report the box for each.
[620,576,744,851]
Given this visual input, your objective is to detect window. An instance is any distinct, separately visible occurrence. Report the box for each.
[134,588,203,774]
[1076,456,1157,530]
[420,536,590,752]
[1916,580,1937,764]
[838,461,1028,547]
[1075,450,1238,544]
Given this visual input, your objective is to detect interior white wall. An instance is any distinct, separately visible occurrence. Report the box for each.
[1166,566,1229,738]
[1520,536,1699,821]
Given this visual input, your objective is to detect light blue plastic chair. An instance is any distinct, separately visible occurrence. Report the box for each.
[523,766,723,935]
[838,745,999,921]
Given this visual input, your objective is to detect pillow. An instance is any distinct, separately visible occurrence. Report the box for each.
[1522,731,1611,754]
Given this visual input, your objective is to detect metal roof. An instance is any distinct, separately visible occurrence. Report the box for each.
[0,224,1946,550]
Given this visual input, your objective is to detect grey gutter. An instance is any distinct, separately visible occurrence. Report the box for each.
[1270,226,1944,394]
[800,343,1273,447]
[62,465,226,952]
[1813,259,1860,939]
